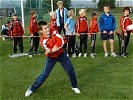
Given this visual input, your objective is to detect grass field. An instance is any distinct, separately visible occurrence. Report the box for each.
[0,8,133,100]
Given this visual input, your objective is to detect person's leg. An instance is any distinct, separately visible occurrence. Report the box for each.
[83,34,88,54]
[103,40,107,53]
[68,36,72,55]
[58,52,77,88]
[18,37,24,53]
[71,36,76,54]
[30,57,57,92]
[62,24,66,35]
[29,37,34,54]
[34,33,40,52]
[109,39,114,53]
[124,32,130,54]
[58,26,63,35]
[13,37,18,53]
[79,35,84,54]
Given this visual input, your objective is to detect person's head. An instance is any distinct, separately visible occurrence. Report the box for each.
[57,1,64,9]
[12,13,18,20]
[79,9,86,17]
[49,11,56,19]
[67,10,74,17]
[103,5,110,14]
[30,10,37,17]
[123,7,130,16]
[91,11,98,17]
[38,21,50,36]
[5,21,10,26]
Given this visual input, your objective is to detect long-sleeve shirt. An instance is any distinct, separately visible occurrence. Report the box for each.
[99,13,116,32]
[89,17,99,34]
[40,33,64,58]
[120,15,132,33]
[29,16,38,34]
[75,16,89,34]
[50,18,58,35]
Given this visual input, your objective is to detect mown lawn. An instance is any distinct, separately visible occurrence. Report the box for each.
[0,8,133,100]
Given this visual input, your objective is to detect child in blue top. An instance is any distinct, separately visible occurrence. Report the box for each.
[99,5,117,57]
[64,10,76,58]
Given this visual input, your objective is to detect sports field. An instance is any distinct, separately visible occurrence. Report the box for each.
[0,8,133,100]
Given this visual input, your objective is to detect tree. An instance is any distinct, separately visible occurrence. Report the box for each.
[97,0,116,10]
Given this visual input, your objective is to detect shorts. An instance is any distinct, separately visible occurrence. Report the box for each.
[101,33,114,40]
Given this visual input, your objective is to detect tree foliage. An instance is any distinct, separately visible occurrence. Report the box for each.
[97,0,116,10]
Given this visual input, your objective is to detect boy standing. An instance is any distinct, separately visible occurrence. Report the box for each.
[120,7,132,57]
[89,11,99,58]
[64,10,76,58]
[25,21,81,97]
[28,10,39,56]
[10,13,24,54]
[99,5,117,57]
[75,9,89,57]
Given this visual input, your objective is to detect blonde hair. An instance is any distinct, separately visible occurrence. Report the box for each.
[49,11,56,17]
[79,9,86,15]
[57,1,63,6]
[67,10,74,17]
[30,10,36,15]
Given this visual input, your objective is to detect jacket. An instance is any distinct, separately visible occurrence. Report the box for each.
[10,19,24,36]
[75,16,89,34]
[50,18,58,35]
[89,17,99,34]
[120,15,132,33]
[99,13,116,32]
[29,16,38,34]
[40,33,64,58]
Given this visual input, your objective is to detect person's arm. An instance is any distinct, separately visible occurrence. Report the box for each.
[99,15,105,33]
[64,23,72,35]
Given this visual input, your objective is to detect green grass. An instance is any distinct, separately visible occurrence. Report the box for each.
[0,8,133,100]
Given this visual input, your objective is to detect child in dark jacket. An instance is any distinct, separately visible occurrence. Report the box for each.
[25,21,81,97]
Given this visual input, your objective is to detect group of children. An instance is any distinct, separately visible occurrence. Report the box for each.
[1,1,133,97]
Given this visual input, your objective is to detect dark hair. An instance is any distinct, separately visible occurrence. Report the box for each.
[123,7,131,13]
[103,5,110,9]
[30,10,36,15]
[38,21,47,30]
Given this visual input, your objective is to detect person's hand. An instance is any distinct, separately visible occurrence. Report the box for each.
[124,32,127,36]
[76,33,80,37]
[51,45,58,53]
[88,33,91,37]
[109,31,114,34]
[31,34,33,37]
[103,30,107,34]
[22,35,25,38]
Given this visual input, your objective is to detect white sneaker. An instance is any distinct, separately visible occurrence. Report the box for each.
[78,53,82,57]
[84,53,87,57]
[90,53,95,58]
[25,89,33,97]
[2,37,5,41]
[67,53,69,57]
[110,52,117,57]
[71,87,81,94]
[72,53,76,58]
[93,53,98,56]
[104,53,109,57]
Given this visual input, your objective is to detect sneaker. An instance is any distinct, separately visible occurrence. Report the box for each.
[78,53,82,57]
[110,52,117,57]
[72,53,76,58]
[90,53,95,58]
[2,37,5,41]
[67,53,69,57]
[93,53,98,56]
[84,53,87,57]
[121,53,127,57]
[104,53,109,57]
[25,89,33,97]
[71,87,81,94]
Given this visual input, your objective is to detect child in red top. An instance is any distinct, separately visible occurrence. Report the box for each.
[49,11,58,35]
[28,10,39,56]
[10,13,24,54]
[89,11,99,58]
[25,21,81,97]
[120,7,132,57]
[75,9,89,57]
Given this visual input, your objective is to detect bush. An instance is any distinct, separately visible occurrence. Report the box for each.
[97,0,116,10]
